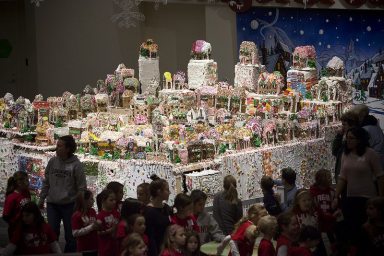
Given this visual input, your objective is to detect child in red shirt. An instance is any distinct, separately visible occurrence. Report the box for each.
[257,215,278,256]
[288,225,321,256]
[276,211,300,256]
[170,193,199,232]
[96,189,121,256]
[107,181,124,212]
[218,204,268,256]
[121,232,147,256]
[2,202,61,255]
[71,189,99,253]
[2,171,31,238]
[117,214,148,254]
[160,224,186,256]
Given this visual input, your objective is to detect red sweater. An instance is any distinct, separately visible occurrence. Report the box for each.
[276,234,293,255]
[288,246,313,256]
[229,220,254,256]
[71,208,98,252]
[160,248,183,256]
[258,238,275,256]
[10,223,57,255]
[97,209,120,256]
[3,191,31,235]
[170,214,200,232]
[309,185,337,232]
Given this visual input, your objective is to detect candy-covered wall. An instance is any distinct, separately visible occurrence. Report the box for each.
[237,7,384,125]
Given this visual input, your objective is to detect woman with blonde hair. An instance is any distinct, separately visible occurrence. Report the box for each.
[213,175,243,235]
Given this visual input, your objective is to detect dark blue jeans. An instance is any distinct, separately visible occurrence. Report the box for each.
[47,202,76,252]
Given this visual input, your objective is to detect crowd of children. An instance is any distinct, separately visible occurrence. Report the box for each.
[1,166,383,255]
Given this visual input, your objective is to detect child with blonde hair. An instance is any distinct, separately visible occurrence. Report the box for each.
[217,204,268,255]
[121,232,147,256]
[160,224,186,256]
[257,215,278,256]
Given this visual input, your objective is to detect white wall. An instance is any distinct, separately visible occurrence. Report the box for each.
[33,0,220,96]
[0,0,37,99]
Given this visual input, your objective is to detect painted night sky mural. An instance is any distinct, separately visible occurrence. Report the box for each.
[237,7,384,117]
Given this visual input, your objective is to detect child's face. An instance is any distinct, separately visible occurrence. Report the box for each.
[129,240,147,256]
[137,187,149,204]
[17,176,29,191]
[160,184,170,201]
[186,235,199,253]
[366,204,379,220]
[133,216,146,235]
[287,216,300,236]
[319,172,332,187]
[104,193,116,210]
[193,199,206,215]
[86,194,95,209]
[173,228,186,247]
[22,212,34,225]
[116,187,124,202]
[298,194,312,212]
[179,203,193,218]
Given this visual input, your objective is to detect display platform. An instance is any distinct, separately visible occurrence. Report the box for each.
[0,123,338,206]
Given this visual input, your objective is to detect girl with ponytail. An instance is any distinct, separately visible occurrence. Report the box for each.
[213,175,243,235]
[2,171,31,238]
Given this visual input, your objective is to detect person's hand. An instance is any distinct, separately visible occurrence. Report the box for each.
[92,221,101,231]
[274,193,281,203]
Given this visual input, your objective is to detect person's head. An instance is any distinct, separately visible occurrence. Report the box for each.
[106,181,124,202]
[314,169,332,188]
[350,104,369,125]
[121,232,147,256]
[174,193,193,218]
[260,176,275,192]
[74,189,94,214]
[281,167,296,187]
[223,175,239,204]
[137,183,150,205]
[366,197,384,223]
[277,211,300,239]
[127,214,146,235]
[185,231,200,254]
[21,202,44,227]
[149,174,170,201]
[340,111,359,133]
[235,204,267,230]
[257,215,278,238]
[56,135,77,159]
[362,114,378,127]
[344,127,369,156]
[97,189,116,211]
[162,224,186,251]
[190,189,207,215]
[6,171,29,195]
[293,189,313,213]
[297,225,321,249]
[121,198,143,221]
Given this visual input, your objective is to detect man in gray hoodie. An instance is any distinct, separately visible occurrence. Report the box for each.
[190,189,225,244]
[39,135,87,252]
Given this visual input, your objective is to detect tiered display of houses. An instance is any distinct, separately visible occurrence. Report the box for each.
[0,40,352,164]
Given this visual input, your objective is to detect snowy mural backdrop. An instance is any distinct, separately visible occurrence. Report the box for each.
[237,7,384,125]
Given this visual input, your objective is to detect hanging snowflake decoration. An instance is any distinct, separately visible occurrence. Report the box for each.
[154,0,168,11]
[111,0,145,28]
[31,0,44,7]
